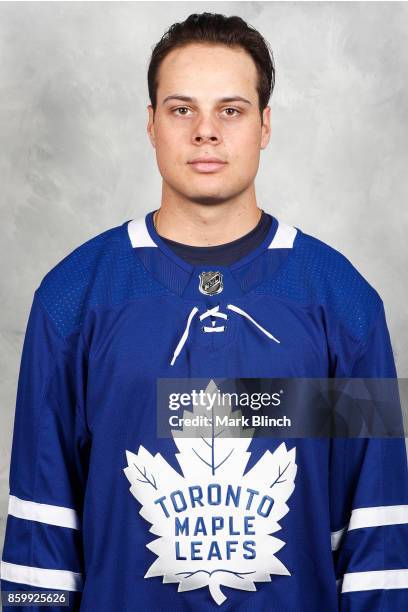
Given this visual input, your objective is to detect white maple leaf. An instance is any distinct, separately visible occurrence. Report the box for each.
[123,379,297,605]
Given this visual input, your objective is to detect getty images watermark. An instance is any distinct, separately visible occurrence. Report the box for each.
[156,378,408,438]
[167,385,290,429]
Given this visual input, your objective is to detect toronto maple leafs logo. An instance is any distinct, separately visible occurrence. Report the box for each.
[123,380,297,605]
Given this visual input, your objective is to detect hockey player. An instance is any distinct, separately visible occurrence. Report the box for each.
[1,12,407,611]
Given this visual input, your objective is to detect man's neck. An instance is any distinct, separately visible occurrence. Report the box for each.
[154,195,262,247]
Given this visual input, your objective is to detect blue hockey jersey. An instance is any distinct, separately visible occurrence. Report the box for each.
[1,211,408,611]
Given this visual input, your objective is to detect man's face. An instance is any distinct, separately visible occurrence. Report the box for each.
[147,43,271,206]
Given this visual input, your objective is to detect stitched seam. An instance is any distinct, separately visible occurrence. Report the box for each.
[30,293,67,570]
[35,292,90,438]
[345,298,383,375]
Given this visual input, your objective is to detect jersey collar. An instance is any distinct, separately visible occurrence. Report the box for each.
[125,210,298,298]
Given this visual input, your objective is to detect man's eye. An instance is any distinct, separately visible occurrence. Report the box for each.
[172,107,241,117]
[173,107,191,116]
[223,108,241,116]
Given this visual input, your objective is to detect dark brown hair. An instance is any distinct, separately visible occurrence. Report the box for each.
[148,12,275,122]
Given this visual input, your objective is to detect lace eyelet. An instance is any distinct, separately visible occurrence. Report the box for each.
[201,326,206,333]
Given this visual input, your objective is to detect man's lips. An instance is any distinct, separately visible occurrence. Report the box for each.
[188,160,227,173]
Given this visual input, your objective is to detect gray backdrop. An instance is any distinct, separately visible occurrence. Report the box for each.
[1,1,407,558]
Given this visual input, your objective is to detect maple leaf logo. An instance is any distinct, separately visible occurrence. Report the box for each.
[123,380,297,605]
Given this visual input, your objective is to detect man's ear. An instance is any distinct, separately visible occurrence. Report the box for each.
[260,106,271,150]
[147,105,156,148]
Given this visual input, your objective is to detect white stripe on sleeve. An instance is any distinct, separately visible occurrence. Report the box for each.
[331,504,408,551]
[8,495,80,530]
[342,568,408,592]
[349,505,408,530]
[1,560,83,591]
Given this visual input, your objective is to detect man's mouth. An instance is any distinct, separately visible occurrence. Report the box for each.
[188,161,227,173]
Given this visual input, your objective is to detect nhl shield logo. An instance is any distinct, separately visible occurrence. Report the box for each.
[199,271,223,295]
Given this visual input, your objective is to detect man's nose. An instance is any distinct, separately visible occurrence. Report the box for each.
[192,114,221,143]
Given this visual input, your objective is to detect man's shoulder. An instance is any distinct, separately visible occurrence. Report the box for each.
[294,225,379,298]
[271,220,384,344]
[34,221,130,337]
[39,221,125,283]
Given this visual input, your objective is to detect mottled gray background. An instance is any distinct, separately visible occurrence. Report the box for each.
[1,2,407,556]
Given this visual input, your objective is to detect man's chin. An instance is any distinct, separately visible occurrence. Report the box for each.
[166,179,249,206]
[188,193,229,206]
[183,185,238,206]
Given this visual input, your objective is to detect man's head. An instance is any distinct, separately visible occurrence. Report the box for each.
[146,13,275,206]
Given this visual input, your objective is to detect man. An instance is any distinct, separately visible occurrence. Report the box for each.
[1,12,407,611]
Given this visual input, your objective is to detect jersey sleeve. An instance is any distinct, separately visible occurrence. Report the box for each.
[0,289,90,611]
[330,300,408,610]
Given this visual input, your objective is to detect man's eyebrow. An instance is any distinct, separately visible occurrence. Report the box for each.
[162,94,252,105]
